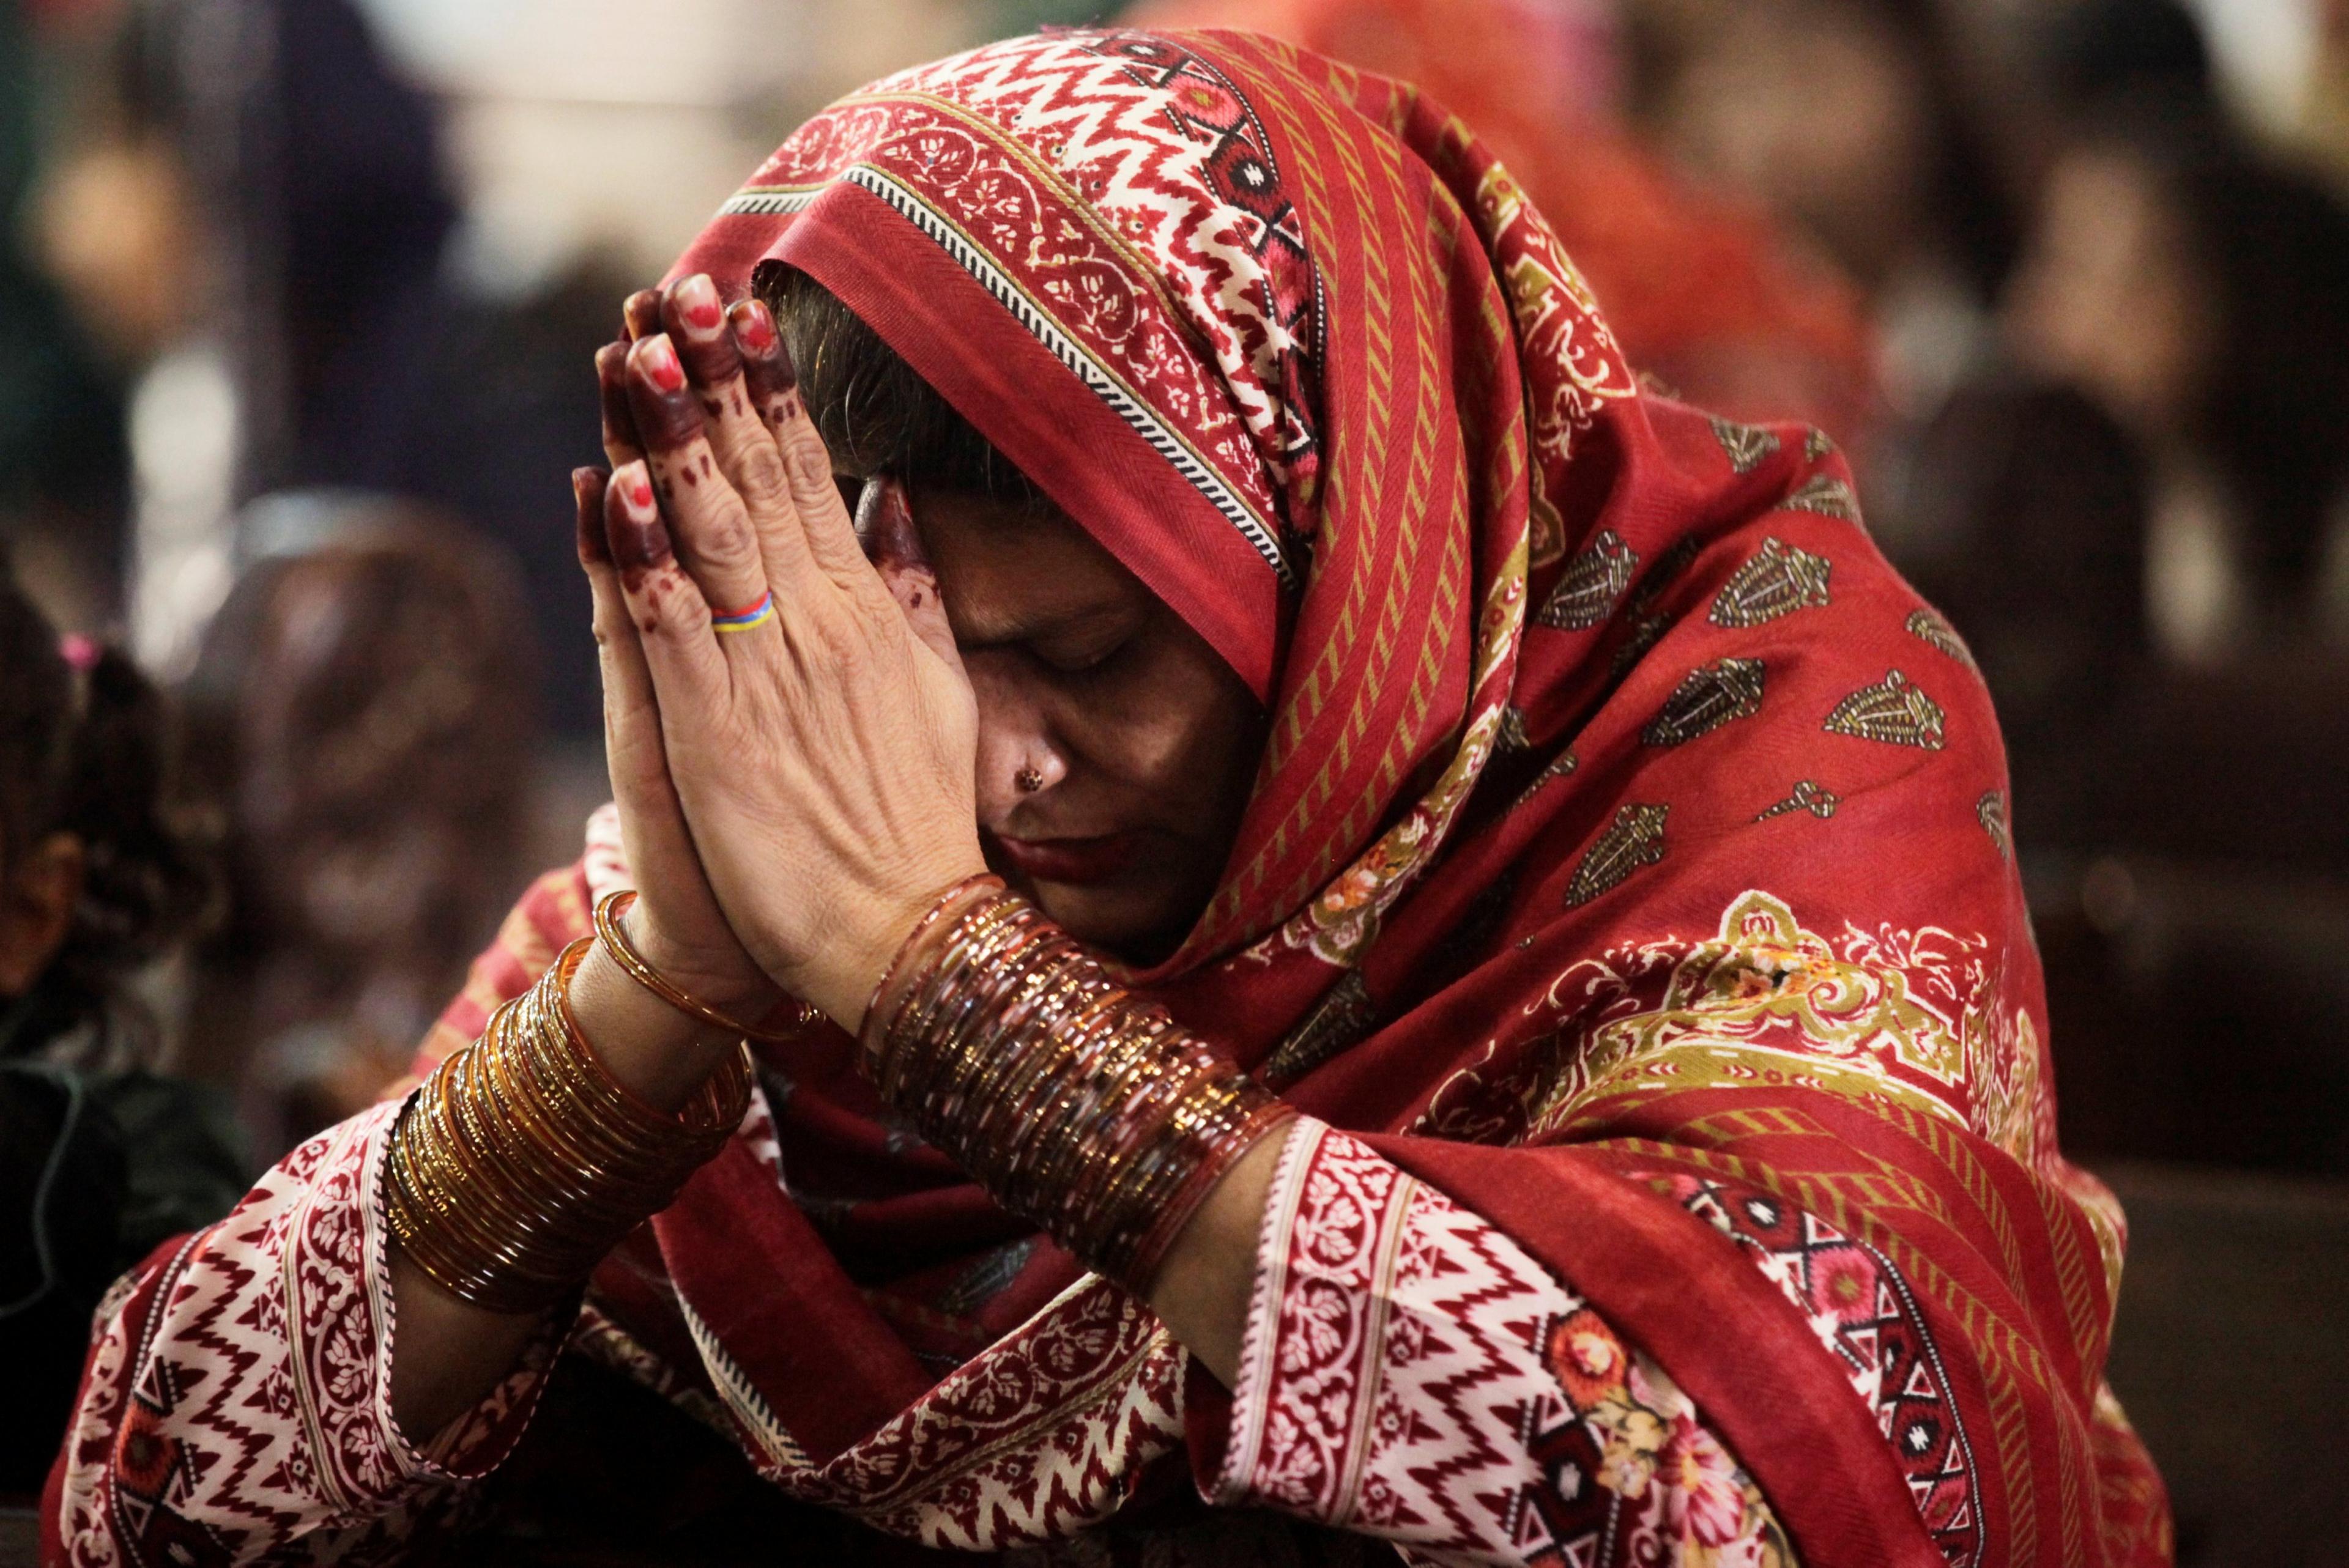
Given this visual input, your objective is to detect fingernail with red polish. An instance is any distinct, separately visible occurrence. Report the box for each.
[674,274,724,338]
[573,466,610,563]
[729,299,781,358]
[732,300,798,413]
[606,462,672,574]
[666,276,743,391]
[639,334,685,392]
[626,335,703,449]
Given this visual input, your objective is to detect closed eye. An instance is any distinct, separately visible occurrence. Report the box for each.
[1031,634,1130,677]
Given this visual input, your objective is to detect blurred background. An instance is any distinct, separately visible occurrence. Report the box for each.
[0,0,2345,1560]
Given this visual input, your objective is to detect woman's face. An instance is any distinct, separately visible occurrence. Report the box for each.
[913,490,1265,962]
[2003,145,2211,442]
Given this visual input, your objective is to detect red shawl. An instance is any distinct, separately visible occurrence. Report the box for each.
[1129,0,1881,445]
[420,27,2165,1566]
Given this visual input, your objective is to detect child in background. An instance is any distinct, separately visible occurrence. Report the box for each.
[0,566,241,1495]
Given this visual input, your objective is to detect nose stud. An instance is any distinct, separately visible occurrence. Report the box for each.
[1015,766,1044,793]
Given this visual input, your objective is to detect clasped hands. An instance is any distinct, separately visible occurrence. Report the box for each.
[576,274,988,1036]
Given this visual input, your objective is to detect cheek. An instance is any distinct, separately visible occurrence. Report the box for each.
[1077,644,1260,823]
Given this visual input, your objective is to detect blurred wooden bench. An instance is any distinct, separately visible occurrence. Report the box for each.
[2099,1161,2349,1567]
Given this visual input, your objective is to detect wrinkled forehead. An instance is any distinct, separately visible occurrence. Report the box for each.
[671,28,1333,702]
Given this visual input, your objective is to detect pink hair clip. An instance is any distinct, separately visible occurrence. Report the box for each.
[58,633,101,673]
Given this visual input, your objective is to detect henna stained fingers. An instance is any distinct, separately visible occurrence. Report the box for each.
[727,298,873,593]
[660,275,800,580]
[576,466,673,814]
[853,477,962,678]
[622,287,664,344]
[601,458,740,700]
[597,339,648,472]
[620,335,794,629]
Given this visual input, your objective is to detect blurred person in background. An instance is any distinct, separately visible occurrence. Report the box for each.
[1135,0,1883,445]
[0,563,239,1495]
[174,497,538,1159]
[1627,0,2019,451]
[29,0,609,733]
[2005,7,2349,662]
[28,0,456,673]
[0,0,133,632]
[1896,379,2152,852]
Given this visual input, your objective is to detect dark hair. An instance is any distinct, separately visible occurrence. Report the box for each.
[1849,0,2021,295]
[2037,0,2215,126]
[1622,0,2021,298]
[0,569,210,1060]
[752,263,1048,512]
[177,512,536,961]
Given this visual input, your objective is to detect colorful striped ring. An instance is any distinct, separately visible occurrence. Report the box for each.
[710,591,777,634]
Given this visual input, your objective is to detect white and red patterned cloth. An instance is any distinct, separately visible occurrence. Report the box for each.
[46,1106,563,1568]
[46,1104,1871,1567]
[1211,1120,1794,1566]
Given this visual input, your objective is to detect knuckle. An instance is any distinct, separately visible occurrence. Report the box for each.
[818,612,870,669]
[696,505,761,571]
[783,424,836,495]
[735,444,793,508]
[639,568,705,638]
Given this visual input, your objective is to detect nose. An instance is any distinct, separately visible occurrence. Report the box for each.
[969,660,1069,824]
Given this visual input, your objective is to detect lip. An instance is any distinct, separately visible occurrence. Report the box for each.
[991,830,1142,886]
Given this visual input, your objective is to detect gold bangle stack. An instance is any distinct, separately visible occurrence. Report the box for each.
[860,881,1294,1292]
[386,937,755,1314]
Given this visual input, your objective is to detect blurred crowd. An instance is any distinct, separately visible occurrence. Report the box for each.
[3,0,2347,1551]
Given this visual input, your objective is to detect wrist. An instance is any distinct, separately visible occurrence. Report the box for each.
[385,940,753,1315]
[855,884,1292,1290]
[621,903,773,1016]
[569,942,744,1112]
[831,861,996,1035]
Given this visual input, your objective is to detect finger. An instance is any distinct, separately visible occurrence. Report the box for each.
[604,459,730,692]
[574,464,612,569]
[662,274,745,410]
[857,477,963,678]
[730,299,868,585]
[575,465,665,771]
[597,340,646,468]
[624,335,788,626]
[663,275,795,536]
[623,287,664,342]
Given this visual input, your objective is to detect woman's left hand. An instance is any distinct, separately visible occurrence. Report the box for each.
[599,276,986,1029]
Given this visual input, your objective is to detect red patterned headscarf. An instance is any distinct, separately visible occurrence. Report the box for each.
[428,27,2161,1564]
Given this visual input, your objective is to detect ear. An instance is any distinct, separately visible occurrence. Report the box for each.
[856,477,965,678]
[0,832,86,997]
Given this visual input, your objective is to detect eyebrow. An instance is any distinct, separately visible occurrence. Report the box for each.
[949,599,1140,653]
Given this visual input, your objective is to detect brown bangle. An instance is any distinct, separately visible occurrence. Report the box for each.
[859,871,1006,1057]
[856,887,1292,1292]
[593,889,820,1045]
